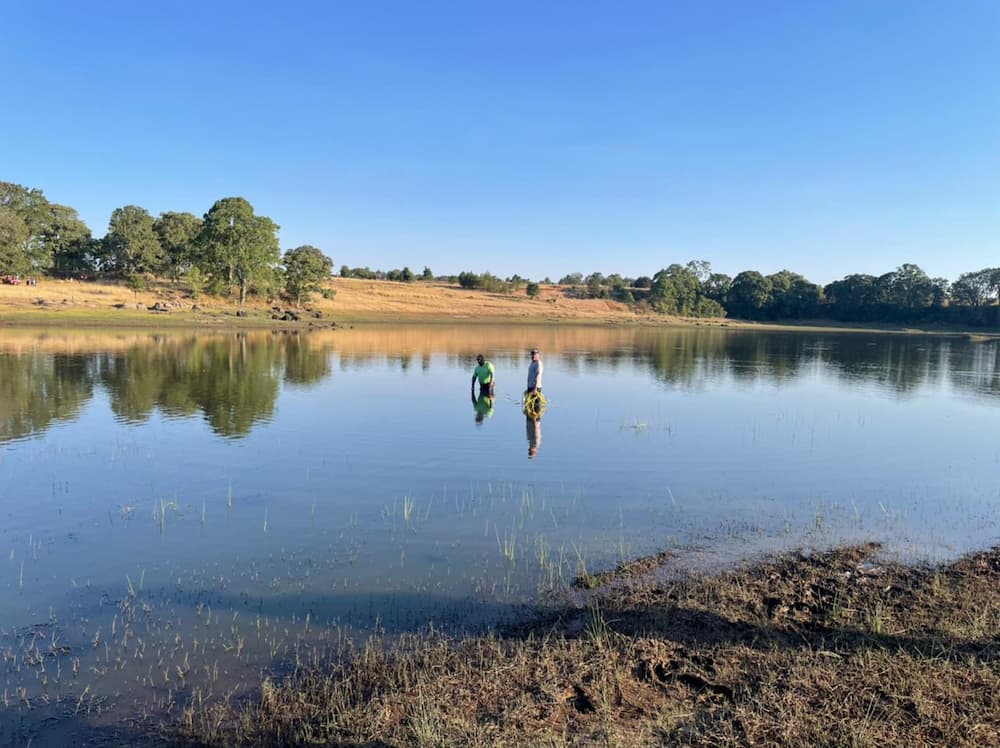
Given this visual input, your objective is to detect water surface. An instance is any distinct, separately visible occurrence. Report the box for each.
[1,324,998,737]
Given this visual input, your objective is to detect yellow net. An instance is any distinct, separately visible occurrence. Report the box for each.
[523,391,547,419]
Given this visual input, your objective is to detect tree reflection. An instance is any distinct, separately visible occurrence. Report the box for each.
[0,353,94,443]
[1,329,999,444]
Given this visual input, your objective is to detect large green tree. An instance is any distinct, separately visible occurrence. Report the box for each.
[0,207,29,275]
[153,211,203,282]
[767,270,821,319]
[650,264,700,314]
[104,205,163,276]
[198,197,280,305]
[951,268,998,307]
[727,271,773,319]
[45,204,94,277]
[282,245,333,305]
[0,181,58,274]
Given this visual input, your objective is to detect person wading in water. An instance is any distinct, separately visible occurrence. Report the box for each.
[471,354,495,398]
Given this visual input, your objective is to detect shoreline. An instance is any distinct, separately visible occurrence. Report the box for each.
[165,539,1000,746]
[0,277,997,338]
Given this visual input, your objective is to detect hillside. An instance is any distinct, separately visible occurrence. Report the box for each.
[0,277,665,326]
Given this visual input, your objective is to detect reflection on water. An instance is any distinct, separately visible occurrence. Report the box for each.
[1,324,1000,740]
[2,327,998,444]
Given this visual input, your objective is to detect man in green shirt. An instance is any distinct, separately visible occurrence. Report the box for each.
[471,354,495,397]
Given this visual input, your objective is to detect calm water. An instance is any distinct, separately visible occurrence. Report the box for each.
[2,324,999,736]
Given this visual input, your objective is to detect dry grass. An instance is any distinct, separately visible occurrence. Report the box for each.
[0,277,660,327]
[2,278,996,338]
[173,544,1000,746]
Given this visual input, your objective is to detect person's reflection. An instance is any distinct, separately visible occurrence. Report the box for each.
[472,391,495,425]
[526,415,542,459]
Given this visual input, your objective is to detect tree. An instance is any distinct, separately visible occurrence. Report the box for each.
[401,266,414,282]
[727,271,772,319]
[154,212,202,282]
[421,266,433,280]
[44,204,94,278]
[104,205,163,276]
[952,269,995,307]
[702,273,732,304]
[558,272,583,286]
[125,272,147,299]
[585,272,607,298]
[650,264,700,314]
[0,181,53,273]
[0,207,29,275]
[198,197,280,305]
[526,282,541,298]
[283,245,333,305]
[767,270,820,319]
[887,263,935,312]
[824,274,880,321]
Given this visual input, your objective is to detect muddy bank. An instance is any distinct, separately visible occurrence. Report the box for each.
[168,543,1000,746]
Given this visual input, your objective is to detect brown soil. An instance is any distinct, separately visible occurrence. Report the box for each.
[175,543,1000,746]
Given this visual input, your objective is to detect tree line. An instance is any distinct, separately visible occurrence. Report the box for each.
[0,182,332,305]
[2,180,998,325]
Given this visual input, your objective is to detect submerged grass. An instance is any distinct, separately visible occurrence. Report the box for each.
[172,542,1000,746]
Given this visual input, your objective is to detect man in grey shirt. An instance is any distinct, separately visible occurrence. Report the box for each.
[526,349,543,393]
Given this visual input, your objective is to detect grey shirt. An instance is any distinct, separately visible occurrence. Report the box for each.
[526,359,543,389]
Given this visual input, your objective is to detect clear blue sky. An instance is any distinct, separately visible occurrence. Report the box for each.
[3,1,997,284]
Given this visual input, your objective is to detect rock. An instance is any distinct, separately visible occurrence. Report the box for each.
[236,309,248,318]
[148,301,170,312]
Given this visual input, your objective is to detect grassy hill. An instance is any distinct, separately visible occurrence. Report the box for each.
[0,277,665,327]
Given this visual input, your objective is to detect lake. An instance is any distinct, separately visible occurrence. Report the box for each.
[1,324,999,738]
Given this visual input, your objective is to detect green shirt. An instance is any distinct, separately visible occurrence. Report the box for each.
[474,361,495,385]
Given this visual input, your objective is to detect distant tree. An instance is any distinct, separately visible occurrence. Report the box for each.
[542,276,552,284]
[125,272,146,299]
[0,207,29,275]
[686,260,712,282]
[185,266,206,299]
[585,272,607,298]
[727,271,772,319]
[767,270,820,319]
[104,205,163,276]
[198,197,280,305]
[886,263,935,312]
[154,211,202,282]
[44,204,94,278]
[951,269,995,307]
[931,277,950,309]
[526,282,541,298]
[283,245,333,305]
[702,273,732,304]
[401,266,414,282]
[558,272,583,286]
[421,266,433,280]
[0,181,53,273]
[649,264,700,314]
[824,274,880,321]
[633,276,652,289]
[340,265,350,277]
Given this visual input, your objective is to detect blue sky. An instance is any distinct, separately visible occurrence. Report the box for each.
[3,1,997,284]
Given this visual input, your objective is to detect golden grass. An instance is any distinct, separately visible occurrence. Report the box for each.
[1,277,996,339]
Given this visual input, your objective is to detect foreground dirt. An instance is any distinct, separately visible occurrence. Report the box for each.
[175,543,1000,747]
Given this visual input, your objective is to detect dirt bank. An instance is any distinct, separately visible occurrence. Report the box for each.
[174,543,1000,746]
